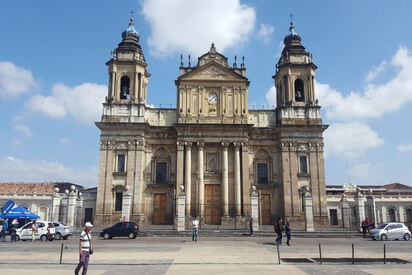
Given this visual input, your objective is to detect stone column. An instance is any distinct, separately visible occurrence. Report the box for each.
[355,188,365,232]
[67,185,77,227]
[398,205,405,223]
[241,142,250,213]
[51,189,61,222]
[234,142,241,216]
[341,193,351,229]
[250,186,259,232]
[303,188,314,232]
[222,141,229,217]
[197,141,205,217]
[177,186,186,231]
[176,141,184,213]
[185,142,192,216]
[366,190,377,225]
[381,206,387,223]
[122,186,132,221]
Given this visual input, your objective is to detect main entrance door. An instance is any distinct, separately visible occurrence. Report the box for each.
[153,193,166,224]
[261,194,271,225]
[205,184,221,224]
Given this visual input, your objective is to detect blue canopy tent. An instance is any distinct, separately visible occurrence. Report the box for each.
[2,206,40,219]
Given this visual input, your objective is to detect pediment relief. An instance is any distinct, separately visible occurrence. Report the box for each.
[182,64,243,81]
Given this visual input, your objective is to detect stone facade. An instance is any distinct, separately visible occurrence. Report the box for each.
[94,18,329,230]
[0,182,96,229]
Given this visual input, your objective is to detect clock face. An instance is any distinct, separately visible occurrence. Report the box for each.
[208,93,217,103]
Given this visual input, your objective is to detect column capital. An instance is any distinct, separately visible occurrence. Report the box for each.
[185,141,193,150]
[221,141,230,151]
[316,142,324,152]
[100,141,108,150]
[108,140,117,150]
[233,141,241,151]
[197,141,205,150]
[177,141,185,151]
[241,141,248,152]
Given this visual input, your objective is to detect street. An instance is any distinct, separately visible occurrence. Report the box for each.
[0,236,411,274]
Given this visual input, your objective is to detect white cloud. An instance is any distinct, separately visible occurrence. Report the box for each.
[141,0,256,57]
[365,60,386,82]
[316,46,412,121]
[324,122,384,158]
[397,144,412,152]
[0,156,97,187]
[0,61,37,98]
[13,124,33,138]
[257,23,274,43]
[27,82,106,123]
[265,85,276,107]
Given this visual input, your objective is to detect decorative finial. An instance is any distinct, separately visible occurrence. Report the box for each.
[180,54,183,67]
[188,55,191,67]
[290,13,294,24]
[241,56,245,68]
[233,55,237,68]
[130,10,135,20]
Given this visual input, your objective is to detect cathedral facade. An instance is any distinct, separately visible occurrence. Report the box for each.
[94,18,329,229]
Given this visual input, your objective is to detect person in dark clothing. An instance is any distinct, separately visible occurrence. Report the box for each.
[365,218,370,233]
[1,219,8,242]
[285,221,291,246]
[10,219,18,242]
[274,217,283,245]
[249,217,254,236]
[361,220,366,237]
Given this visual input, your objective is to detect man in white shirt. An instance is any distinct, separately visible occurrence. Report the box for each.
[75,222,93,275]
[192,218,199,242]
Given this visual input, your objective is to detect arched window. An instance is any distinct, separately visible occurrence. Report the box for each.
[294,78,305,102]
[388,208,396,222]
[120,75,130,100]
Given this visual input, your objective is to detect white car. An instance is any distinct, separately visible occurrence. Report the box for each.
[52,222,73,240]
[16,221,56,241]
[370,222,411,241]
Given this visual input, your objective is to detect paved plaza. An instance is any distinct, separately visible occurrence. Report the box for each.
[0,236,411,274]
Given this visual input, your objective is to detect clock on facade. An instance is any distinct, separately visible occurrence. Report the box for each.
[208,93,217,103]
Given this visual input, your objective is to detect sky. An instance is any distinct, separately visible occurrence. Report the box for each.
[1,0,412,187]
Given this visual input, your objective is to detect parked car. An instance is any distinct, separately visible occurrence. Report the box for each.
[16,221,55,241]
[100,222,139,239]
[53,222,73,240]
[370,222,411,241]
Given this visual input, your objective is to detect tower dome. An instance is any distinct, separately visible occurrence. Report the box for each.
[122,17,140,42]
[283,21,301,45]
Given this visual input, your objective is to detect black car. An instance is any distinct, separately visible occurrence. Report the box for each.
[100,222,139,239]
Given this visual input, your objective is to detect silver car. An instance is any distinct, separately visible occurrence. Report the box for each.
[52,222,73,240]
[370,222,411,241]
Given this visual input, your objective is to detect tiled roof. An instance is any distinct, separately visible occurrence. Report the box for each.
[0,182,87,194]
[384,183,412,190]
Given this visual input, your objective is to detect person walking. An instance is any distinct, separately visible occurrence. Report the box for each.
[10,218,18,242]
[285,221,291,246]
[249,217,254,237]
[1,218,8,242]
[274,217,283,245]
[122,216,127,222]
[31,220,38,242]
[75,222,93,275]
[192,218,199,242]
[365,218,370,233]
[361,220,366,237]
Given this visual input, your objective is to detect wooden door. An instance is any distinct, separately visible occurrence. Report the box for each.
[153,193,166,224]
[261,194,271,225]
[205,184,220,224]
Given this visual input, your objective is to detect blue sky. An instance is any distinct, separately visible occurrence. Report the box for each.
[1,0,412,187]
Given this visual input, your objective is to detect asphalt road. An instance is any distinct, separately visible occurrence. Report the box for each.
[0,236,411,274]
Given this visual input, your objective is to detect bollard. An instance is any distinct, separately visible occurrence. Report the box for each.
[384,244,386,264]
[352,243,354,264]
[59,243,64,264]
[319,244,322,265]
[276,242,281,264]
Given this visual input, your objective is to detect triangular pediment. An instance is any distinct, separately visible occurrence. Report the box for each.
[179,62,247,81]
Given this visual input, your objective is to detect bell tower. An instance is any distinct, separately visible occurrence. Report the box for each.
[273,20,320,125]
[103,16,150,122]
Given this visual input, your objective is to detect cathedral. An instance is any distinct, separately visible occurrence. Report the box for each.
[94,17,329,229]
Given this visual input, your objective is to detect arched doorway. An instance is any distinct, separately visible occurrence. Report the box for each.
[388,208,396,222]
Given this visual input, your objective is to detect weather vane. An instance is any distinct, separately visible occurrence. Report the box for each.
[130,10,135,19]
[290,13,294,23]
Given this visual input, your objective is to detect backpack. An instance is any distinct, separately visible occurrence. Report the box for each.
[274,222,279,232]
